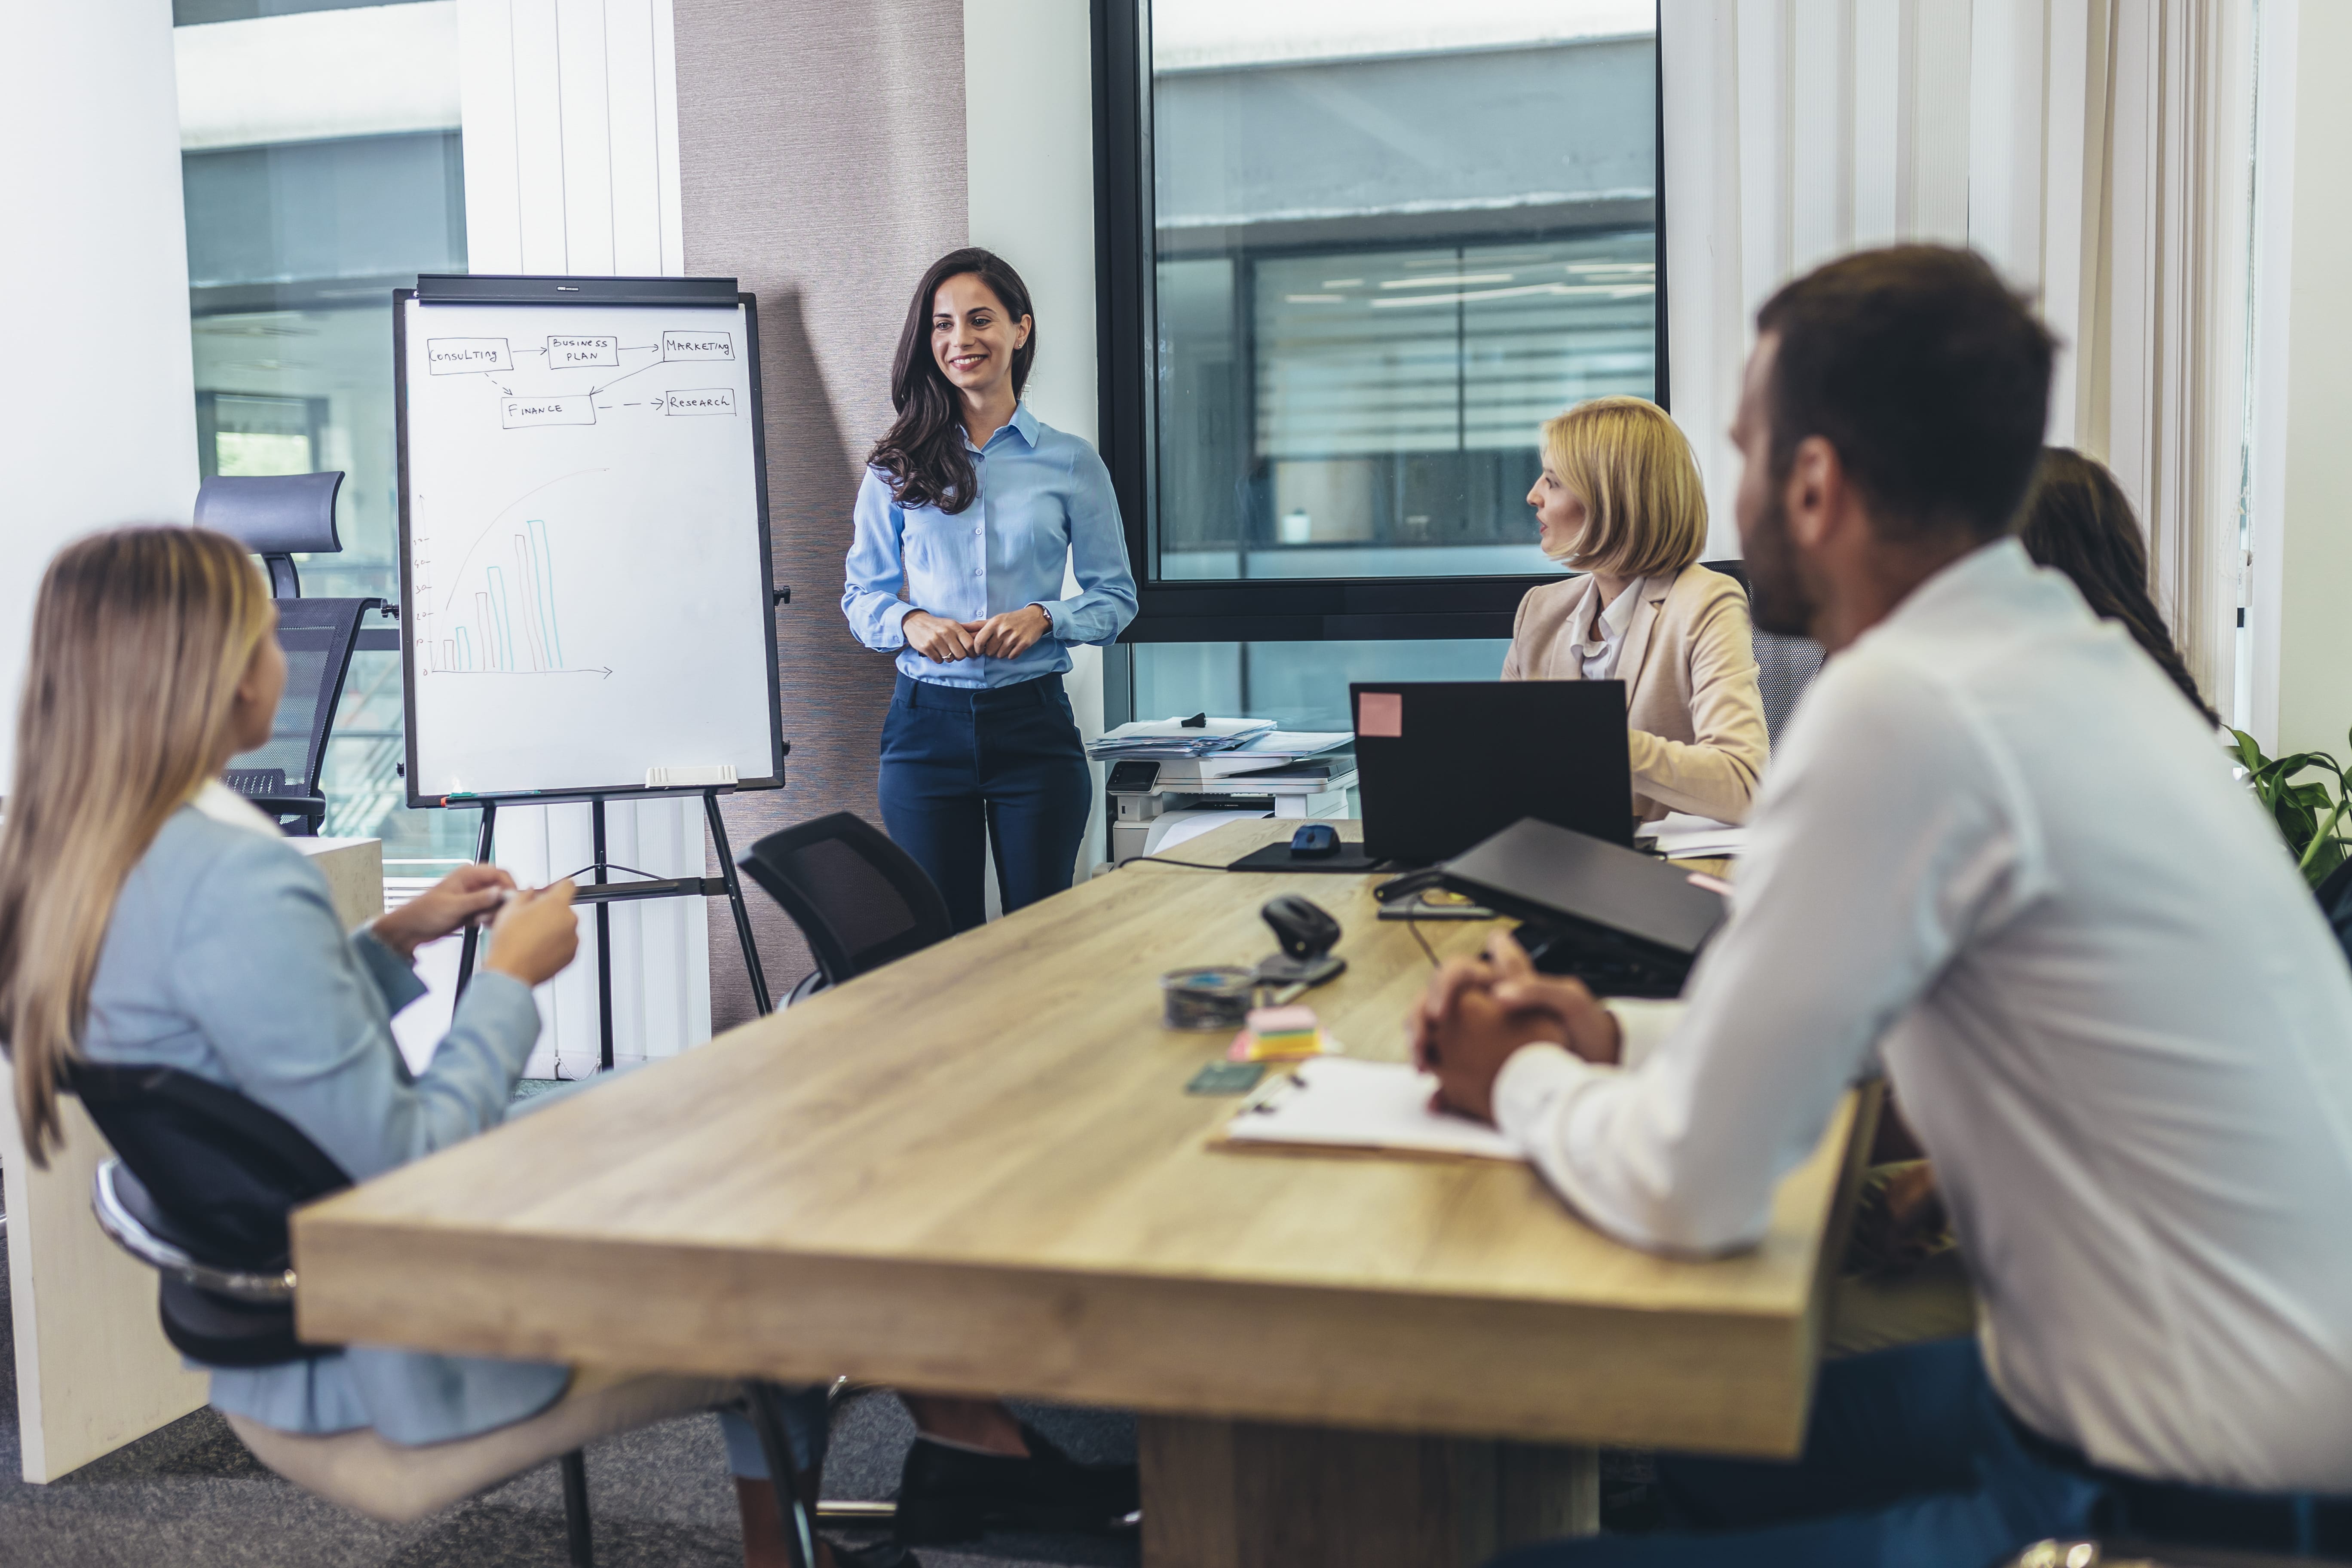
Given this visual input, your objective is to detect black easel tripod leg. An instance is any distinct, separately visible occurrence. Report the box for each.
[455,800,498,998]
[559,1447,595,1568]
[743,1382,817,1568]
[593,796,614,1071]
[704,789,773,1016]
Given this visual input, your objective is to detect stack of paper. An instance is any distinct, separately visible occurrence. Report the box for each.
[1088,716,1277,760]
[1638,812,1751,860]
[1219,1057,1523,1161]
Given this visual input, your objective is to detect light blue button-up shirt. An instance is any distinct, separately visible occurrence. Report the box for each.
[842,402,1138,688]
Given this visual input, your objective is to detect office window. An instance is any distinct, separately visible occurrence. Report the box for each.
[1138,0,1657,585]
[1135,639,1514,733]
[1099,0,1662,726]
[174,0,436,22]
[184,122,469,856]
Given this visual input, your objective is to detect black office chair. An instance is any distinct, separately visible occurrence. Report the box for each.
[1703,557,1826,750]
[70,1061,824,1568]
[738,812,956,1005]
[197,473,385,836]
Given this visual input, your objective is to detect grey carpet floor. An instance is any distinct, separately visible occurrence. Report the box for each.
[0,1225,1139,1568]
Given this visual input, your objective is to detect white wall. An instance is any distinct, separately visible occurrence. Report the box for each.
[0,0,208,1482]
[2247,0,2352,759]
[965,0,1112,872]
[0,0,200,787]
[457,0,709,1070]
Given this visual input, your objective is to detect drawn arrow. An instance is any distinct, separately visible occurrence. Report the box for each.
[585,360,667,396]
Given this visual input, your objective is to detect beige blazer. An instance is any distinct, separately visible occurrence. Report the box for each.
[1501,562,1770,824]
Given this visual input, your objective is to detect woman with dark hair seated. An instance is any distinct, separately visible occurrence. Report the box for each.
[2015,446,2219,725]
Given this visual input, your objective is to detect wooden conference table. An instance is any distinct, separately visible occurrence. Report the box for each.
[295,820,1870,1566]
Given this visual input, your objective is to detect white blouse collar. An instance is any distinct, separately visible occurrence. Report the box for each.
[189,777,283,839]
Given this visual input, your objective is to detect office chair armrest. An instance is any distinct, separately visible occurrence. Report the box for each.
[90,1158,297,1304]
[242,793,324,815]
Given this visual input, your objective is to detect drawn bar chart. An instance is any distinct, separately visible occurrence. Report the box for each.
[431,518,595,676]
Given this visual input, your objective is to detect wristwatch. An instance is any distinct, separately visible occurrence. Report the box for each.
[1032,602,1055,634]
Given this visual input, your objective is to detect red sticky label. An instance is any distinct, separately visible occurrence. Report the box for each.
[1358,690,1404,738]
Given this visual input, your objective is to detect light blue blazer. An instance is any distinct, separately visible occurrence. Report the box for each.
[80,784,570,1444]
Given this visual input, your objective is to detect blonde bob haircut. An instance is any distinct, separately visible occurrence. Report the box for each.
[1539,395,1709,579]
[0,527,275,1164]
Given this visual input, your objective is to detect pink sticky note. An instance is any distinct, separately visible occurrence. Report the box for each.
[1358,690,1403,738]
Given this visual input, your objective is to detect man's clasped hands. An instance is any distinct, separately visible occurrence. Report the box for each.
[1409,931,1629,1123]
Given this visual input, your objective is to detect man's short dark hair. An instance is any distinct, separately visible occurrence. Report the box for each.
[1756,246,2055,543]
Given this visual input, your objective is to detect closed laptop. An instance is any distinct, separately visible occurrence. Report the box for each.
[1439,816,1728,981]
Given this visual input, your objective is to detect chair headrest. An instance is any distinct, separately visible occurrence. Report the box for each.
[194,472,345,556]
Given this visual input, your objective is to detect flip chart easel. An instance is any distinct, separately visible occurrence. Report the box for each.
[394,273,789,1046]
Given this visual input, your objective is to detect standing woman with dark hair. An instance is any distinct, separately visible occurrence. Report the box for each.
[843,248,1136,930]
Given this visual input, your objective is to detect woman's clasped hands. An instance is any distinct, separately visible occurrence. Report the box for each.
[902,605,1050,663]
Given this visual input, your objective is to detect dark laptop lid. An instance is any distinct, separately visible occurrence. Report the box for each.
[1439,817,1728,963]
[1350,681,1632,864]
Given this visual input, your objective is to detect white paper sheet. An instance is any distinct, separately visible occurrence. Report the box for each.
[1222,1056,1524,1161]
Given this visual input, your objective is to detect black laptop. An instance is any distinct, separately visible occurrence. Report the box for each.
[1349,680,1633,866]
[1438,816,1728,995]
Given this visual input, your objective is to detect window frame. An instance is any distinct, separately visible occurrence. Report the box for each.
[1090,0,1670,649]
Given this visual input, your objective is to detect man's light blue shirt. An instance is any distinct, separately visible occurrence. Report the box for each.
[842,402,1138,688]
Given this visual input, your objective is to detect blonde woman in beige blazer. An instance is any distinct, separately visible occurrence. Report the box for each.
[1502,396,1769,824]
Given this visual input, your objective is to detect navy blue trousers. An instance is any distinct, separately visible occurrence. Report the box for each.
[878,671,1092,933]
[1490,1340,2102,1568]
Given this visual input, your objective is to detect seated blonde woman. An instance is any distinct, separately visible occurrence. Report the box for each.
[1504,395,1769,824]
[0,528,856,1566]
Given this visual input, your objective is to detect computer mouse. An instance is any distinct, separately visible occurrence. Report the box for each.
[1289,823,1341,859]
[1261,893,1342,961]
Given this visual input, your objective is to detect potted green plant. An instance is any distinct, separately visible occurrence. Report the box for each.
[2229,729,2352,888]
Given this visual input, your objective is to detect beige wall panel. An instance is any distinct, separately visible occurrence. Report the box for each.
[674,0,970,1026]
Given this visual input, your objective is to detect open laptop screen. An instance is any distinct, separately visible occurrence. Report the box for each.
[1350,681,1632,865]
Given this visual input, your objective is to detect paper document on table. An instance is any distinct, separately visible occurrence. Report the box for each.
[1638,812,1750,859]
[1220,1057,1524,1162]
[1143,808,1273,855]
[1090,717,1278,760]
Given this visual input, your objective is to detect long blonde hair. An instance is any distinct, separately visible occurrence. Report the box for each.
[1538,395,1709,579]
[0,527,273,1164]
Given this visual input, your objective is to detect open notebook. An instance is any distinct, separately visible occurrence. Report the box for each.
[1218,1056,1524,1162]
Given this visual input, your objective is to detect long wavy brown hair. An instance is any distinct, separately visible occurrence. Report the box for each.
[0,527,274,1164]
[2015,447,2217,724]
[867,248,1036,514]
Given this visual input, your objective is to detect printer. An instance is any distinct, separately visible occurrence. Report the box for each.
[1103,741,1355,865]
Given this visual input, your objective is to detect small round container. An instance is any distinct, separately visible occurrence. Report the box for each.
[1160,966,1258,1032]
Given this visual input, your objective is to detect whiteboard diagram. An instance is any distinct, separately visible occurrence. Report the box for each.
[398,290,781,801]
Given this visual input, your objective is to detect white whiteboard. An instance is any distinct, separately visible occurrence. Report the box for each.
[397,292,781,800]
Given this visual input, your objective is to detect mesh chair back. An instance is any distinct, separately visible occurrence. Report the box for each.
[224,594,378,834]
[739,812,955,991]
[1701,558,1825,750]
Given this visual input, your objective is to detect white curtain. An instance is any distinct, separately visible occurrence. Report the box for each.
[1662,0,2253,714]
[456,0,712,1074]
